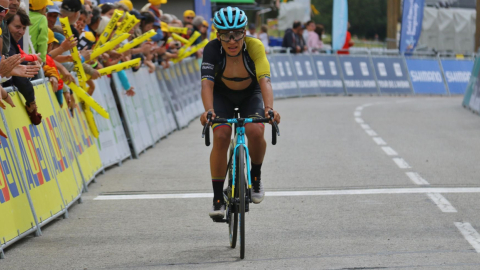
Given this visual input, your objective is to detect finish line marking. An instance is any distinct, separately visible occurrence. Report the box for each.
[94,187,480,201]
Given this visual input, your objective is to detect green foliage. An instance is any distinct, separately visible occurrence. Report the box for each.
[310,0,387,40]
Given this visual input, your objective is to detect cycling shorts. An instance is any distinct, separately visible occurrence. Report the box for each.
[212,86,265,131]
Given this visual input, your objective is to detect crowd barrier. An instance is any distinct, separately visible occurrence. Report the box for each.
[267,51,474,98]
[0,57,203,258]
[1,50,475,258]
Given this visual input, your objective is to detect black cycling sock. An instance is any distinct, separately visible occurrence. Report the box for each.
[251,162,262,180]
[212,178,225,201]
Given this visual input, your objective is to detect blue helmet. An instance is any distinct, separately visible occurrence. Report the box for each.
[213,6,248,30]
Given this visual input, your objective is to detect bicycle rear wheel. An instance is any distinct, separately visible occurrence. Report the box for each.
[238,145,246,259]
[228,140,238,248]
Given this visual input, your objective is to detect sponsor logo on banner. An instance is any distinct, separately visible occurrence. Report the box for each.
[15,125,52,189]
[441,59,474,94]
[0,136,23,204]
[372,57,411,93]
[295,61,303,76]
[409,70,443,82]
[405,59,447,94]
[329,61,338,75]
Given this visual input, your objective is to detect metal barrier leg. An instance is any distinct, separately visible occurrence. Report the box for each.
[1,246,5,259]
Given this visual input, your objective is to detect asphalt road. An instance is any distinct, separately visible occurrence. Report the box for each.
[3,96,480,270]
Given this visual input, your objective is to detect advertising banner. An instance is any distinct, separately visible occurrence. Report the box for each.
[183,59,203,114]
[157,68,187,128]
[92,77,131,168]
[0,111,37,247]
[152,69,177,134]
[405,58,447,95]
[463,57,480,108]
[268,54,300,98]
[399,0,425,53]
[338,56,379,94]
[112,72,151,157]
[332,0,348,51]
[440,59,474,95]
[371,56,412,94]
[292,55,320,96]
[310,55,345,95]
[172,64,195,120]
[2,85,65,225]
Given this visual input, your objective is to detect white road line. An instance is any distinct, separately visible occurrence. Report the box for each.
[360,124,370,130]
[455,222,480,253]
[365,129,378,136]
[373,137,387,145]
[94,187,480,200]
[354,111,361,117]
[355,117,364,123]
[381,146,398,156]
[393,158,411,169]
[406,172,430,185]
[426,193,457,212]
[356,106,363,111]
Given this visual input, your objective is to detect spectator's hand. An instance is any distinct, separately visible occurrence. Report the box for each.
[141,42,152,54]
[0,86,15,109]
[49,77,59,92]
[79,47,92,62]
[108,50,122,60]
[58,67,75,85]
[296,46,301,52]
[11,64,39,78]
[61,35,78,52]
[68,94,76,111]
[126,87,135,96]
[91,70,101,80]
[0,54,23,77]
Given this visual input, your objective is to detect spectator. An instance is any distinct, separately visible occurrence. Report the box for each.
[118,0,133,12]
[4,8,42,125]
[338,22,354,55]
[183,10,194,25]
[307,24,324,52]
[88,6,102,35]
[29,0,49,62]
[246,23,255,36]
[100,2,115,17]
[141,0,165,19]
[258,25,269,53]
[44,29,65,106]
[200,20,208,40]
[303,20,314,47]
[46,2,60,29]
[282,21,306,54]
[113,2,129,13]
[191,16,206,45]
[60,0,82,40]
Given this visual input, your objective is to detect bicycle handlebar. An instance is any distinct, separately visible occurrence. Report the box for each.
[202,110,280,146]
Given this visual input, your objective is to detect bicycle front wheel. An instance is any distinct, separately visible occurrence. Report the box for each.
[228,140,238,248]
[238,145,246,259]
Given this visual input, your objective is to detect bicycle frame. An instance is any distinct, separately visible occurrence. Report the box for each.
[230,119,254,201]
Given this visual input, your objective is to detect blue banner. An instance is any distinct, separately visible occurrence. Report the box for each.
[440,59,474,95]
[194,0,212,35]
[371,57,412,94]
[268,55,300,98]
[399,0,425,53]
[310,55,345,95]
[338,56,378,94]
[332,0,348,51]
[292,55,320,96]
[405,59,447,95]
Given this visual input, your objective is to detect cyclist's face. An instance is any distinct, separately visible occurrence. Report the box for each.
[217,29,245,55]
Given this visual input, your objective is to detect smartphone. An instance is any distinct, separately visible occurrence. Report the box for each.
[77,37,94,50]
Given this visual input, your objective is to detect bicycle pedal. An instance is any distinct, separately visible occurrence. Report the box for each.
[211,217,227,223]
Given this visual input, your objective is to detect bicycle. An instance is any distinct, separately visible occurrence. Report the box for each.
[202,109,280,259]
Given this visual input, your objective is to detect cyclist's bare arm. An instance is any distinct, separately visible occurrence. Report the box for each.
[201,79,216,125]
[259,78,281,124]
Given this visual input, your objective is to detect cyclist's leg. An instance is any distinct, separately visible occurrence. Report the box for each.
[240,89,266,203]
[209,92,235,217]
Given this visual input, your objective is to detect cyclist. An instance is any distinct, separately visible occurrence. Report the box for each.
[200,7,281,218]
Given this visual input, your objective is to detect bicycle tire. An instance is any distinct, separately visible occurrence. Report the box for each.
[228,140,238,248]
[238,145,246,259]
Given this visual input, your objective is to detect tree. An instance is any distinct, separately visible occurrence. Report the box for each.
[310,0,387,40]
